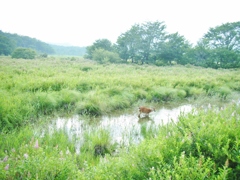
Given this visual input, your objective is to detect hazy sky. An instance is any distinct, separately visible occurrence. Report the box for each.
[0,0,239,47]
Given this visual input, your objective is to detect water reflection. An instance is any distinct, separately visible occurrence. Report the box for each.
[49,104,193,153]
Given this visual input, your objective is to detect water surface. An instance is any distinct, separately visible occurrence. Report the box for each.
[49,104,193,153]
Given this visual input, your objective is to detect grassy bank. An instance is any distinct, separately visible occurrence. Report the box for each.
[0,56,240,131]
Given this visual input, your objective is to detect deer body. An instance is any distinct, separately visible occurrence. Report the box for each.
[138,106,155,117]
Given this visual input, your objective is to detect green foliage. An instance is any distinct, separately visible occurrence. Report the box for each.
[2,105,239,179]
[159,32,191,65]
[85,39,113,59]
[72,104,240,179]
[186,21,240,69]
[114,21,240,68]
[203,21,240,51]
[92,48,122,63]
[116,21,167,64]
[0,56,240,131]
[0,127,77,179]
[0,30,54,54]
[11,47,37,59]
[0,35,15,55]
[0,55,240,179]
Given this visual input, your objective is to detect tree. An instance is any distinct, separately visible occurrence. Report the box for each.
[138,21,166,64]
[202,21,240,51]
[158,33,191,65]
[116,24,142,63]
[196,21,240,68]
[116,21,167,64]
[209,48,240,68]
[11,48,37,59]
[184,41,212,67]
[0,35,15,55]
[85,39,113,59]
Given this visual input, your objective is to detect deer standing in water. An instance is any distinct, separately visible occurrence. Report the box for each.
[138,106,155,118]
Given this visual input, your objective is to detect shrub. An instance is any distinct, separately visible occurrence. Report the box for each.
[92,48,122,63]
[11,48,36,59]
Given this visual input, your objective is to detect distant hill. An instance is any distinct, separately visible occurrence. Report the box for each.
[0,30,86,56]
[50,44,86,56]
[0,30,54,54]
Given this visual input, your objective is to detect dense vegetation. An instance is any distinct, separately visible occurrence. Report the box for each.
[0,30,54,54]
[0,56,240,179]
[85,21,240,69]
[0,30,86,56]
[11,47,37,59]
[1,56,240,131]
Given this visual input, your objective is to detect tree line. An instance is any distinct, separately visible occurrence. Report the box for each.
[85,21,240,69]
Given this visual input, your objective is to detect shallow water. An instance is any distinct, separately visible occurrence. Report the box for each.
[49,104,193,153]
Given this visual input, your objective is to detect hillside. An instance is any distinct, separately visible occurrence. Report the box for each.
[0,30,86,56]
[0,30,54,54]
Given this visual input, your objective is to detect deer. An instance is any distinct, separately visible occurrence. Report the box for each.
[138,106,155,118]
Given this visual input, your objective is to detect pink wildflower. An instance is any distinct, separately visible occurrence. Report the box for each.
[34,140,39,149]
[4,164,9,171]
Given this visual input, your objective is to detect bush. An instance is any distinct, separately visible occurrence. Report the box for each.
[11,48,36,59]
[92,48,122,63]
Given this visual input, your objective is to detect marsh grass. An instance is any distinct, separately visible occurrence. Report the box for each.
[0,125,78,179]
[76,128,115,168]
[1,56,240,178]
[76,103,240,179]
[140,123,159,139]
[1,98,240,179]
[1,56,240,130]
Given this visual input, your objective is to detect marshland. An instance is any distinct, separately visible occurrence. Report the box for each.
[0,56,240,179]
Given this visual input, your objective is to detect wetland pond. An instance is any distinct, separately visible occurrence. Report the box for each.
[47,104,193,153]
[46,100,239,153]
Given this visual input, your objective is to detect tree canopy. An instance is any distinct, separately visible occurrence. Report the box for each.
[85,39,113,59]
[0,35,15,55]
[113,21,239,68]
[115,21,191,65]
[185,21,240,68]
[202,21,240,51]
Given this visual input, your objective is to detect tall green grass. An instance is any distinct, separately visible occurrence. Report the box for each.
[0,125,77,179]
[1,56,240,131]
[0,97,239,178]
[76,103,240,179]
